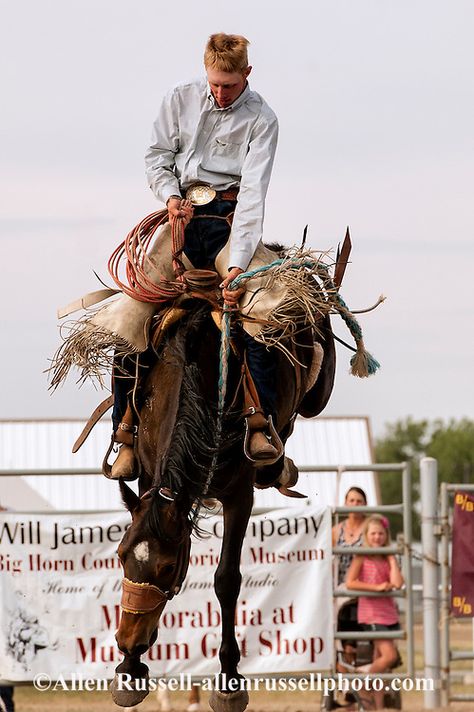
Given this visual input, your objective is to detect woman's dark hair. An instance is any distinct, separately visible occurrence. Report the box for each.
[344,486,367,505]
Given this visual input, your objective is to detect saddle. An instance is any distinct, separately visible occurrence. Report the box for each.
[73,275,320,464]
[73,240,340,490]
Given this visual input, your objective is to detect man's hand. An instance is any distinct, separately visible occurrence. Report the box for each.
[220,266,246,307]
[167,197,194,227]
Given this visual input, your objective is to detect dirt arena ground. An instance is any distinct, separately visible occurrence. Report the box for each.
[12,686,474,712]
[11,622,474,711]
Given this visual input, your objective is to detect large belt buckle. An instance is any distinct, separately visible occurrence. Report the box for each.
[185,183,217,206]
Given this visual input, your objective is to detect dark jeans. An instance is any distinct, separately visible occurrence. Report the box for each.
[237,326,276,419]
[112,201,276,429]
[182,199,235,268]
[112,350,155,432]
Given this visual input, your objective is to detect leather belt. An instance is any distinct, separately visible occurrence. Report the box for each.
[182,183,238,205]
[214,189,239,201]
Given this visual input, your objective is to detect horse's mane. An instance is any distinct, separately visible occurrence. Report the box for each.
[143,491,179,542]
[264,241,287,256]
[144,304,242,534]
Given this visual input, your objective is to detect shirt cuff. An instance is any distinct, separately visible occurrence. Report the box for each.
[228,254,250,271]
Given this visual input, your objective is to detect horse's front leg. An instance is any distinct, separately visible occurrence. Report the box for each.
[110,653,150,707]
[209,480,253,712]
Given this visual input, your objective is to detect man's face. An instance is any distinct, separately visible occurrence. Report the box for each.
[206,67,251,108]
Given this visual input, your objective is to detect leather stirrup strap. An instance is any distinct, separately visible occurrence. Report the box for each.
[114,403,136,446]
[72,394,115,453]
[241,354,283,465]
[242,355,267,430]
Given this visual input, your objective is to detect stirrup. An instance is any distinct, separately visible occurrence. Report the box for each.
[244,415,284,466]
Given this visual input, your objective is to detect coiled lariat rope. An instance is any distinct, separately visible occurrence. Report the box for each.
[108,209,187,304]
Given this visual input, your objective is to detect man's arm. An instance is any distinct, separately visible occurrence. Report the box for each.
[145,88,182,204]
[227,110,279,271]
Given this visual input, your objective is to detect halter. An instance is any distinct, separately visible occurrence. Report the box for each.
[120,488,191,615]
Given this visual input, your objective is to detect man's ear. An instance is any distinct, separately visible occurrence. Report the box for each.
[244,65,252,79]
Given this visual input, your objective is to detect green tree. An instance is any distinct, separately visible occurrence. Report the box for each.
[427,418,474,484]
[374,418,429,538]
[374,418,474,538]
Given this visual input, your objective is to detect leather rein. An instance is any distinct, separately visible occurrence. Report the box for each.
[120,487,191,616]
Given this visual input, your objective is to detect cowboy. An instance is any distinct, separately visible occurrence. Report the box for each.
[111,33,280,479]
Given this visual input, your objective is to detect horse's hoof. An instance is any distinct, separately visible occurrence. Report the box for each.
[110,673,149,707]
[209,689,249,712]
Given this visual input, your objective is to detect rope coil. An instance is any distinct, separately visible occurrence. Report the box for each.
[107,210,187,304]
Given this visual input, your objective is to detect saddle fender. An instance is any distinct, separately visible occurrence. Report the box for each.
[297,314,336,418]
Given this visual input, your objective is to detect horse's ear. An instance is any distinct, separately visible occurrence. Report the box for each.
[119,480,140,513]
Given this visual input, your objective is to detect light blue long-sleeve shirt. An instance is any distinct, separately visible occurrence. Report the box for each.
[145,78,278,270]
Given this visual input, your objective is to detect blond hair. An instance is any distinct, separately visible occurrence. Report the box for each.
[362,514,392,547]
[204,33,250,73]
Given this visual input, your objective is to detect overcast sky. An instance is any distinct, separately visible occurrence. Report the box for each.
[1,0,473,436]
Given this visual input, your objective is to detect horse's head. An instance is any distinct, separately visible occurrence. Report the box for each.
[115,481,191,658]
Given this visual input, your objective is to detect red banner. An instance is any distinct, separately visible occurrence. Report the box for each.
[451,491,474,617]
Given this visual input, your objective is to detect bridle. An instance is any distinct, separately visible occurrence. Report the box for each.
[120,487,191,616]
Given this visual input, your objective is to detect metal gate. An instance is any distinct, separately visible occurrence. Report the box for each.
[326,462,415,699]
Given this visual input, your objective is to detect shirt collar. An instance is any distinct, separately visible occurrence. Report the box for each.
[206,81,251,111]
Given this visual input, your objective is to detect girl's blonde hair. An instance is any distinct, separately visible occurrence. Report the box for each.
[362,514,392,546]
[204,33,250,73]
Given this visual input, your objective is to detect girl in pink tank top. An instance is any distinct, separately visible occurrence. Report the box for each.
[345,515,404,709]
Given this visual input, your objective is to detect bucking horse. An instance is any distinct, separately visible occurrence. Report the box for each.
[51,213,380,711]
[110,301,335,710]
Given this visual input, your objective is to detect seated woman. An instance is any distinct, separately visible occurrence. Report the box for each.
[332,486,368,664]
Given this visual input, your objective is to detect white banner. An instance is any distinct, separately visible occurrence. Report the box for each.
[0,504,333,680]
